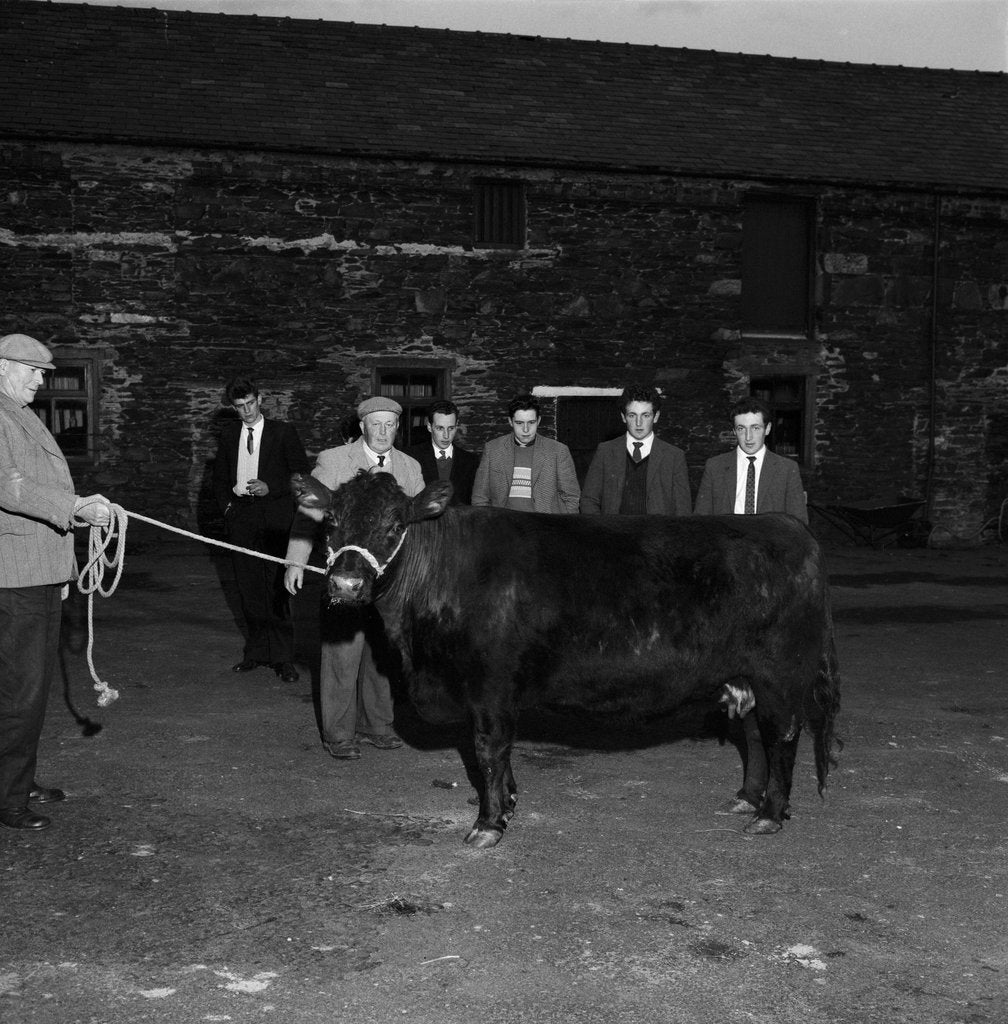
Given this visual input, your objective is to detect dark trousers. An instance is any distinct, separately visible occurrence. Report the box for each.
[0,585,62,812]
[226,499,294,664]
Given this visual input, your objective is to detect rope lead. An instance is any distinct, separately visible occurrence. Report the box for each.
[74,503,325,708]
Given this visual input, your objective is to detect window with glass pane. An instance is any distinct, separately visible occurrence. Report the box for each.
[34,360,95,460]
[750,375,811,463]
[374,367,448,449]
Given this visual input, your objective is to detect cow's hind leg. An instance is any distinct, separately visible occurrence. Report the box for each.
[745,713,800,835]
[465,707,517,849]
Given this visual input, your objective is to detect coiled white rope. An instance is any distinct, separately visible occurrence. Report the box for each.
[74,503,325,708]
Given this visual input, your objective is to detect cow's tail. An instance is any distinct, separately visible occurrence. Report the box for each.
[808,612,842,799]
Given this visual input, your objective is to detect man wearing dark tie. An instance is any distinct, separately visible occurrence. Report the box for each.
[693,396,807,521]
[693,395,807,815]
[579,385,692,516]
[212,376,309,682]
[406,399,479,505]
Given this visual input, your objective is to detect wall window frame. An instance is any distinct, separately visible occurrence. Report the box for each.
[741,191,816,338]
[748,370,816,467]
[373,360,452,449]
[473,178,526,249]
[33,349,101,464]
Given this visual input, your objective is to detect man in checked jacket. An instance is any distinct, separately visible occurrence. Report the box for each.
[0,333,112,832]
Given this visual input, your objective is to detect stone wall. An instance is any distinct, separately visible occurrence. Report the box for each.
[1,141,1005,540]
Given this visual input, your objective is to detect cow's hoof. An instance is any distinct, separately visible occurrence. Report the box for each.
[722,796,760,815]
[464,826,504,849]
[744,816,782,835]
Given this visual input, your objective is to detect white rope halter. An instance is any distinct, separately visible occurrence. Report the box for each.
[326,528,408,578]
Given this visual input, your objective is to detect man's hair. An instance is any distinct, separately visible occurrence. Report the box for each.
[426,399,459,422]
[620,385,662,414]
[508,393,541,419]
[730,395,772,426]
[224,377,259,404]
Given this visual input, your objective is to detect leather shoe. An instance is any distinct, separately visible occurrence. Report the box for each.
[356,732,403,750]
[325,740,361,760]
[29,784,66,803]
[274,662,299,683]
[0,807,51,830]
[232,659,262,673]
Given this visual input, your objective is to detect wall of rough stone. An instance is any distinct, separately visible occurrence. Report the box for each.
[0,141,1005,539]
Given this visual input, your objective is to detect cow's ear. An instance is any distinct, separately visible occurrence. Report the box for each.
[291,472,333,509]
[409,480,452,522]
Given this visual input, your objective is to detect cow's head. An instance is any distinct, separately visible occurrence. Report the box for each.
[292,470,452,605]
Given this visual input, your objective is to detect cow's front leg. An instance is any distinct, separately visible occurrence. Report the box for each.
[465,708,516,848]
[719,684,767,815]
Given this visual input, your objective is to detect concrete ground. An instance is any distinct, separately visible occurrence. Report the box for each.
[1,524,1007,1024]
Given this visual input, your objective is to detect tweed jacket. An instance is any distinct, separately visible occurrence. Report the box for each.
[580,435,692,516]
[693,447,808,523]
[0,392,78,587]
[405,440,479,505]
[211,416,309,529]
[285,439,424,566]
[471,433,580,514]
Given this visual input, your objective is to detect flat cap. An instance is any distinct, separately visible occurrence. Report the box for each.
[0,333,55,369]
[357,395,403,418]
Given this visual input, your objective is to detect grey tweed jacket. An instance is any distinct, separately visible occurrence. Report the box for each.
[0,393,78,587]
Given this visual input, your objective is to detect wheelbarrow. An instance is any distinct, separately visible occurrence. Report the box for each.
[808,497,928,548]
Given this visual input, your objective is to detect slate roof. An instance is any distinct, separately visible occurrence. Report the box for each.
[2,0,1007,193]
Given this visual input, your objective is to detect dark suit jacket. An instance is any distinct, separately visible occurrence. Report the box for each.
[212,417,310,530]
[580,435,692,515]
[406,441,479,505]
[693,448,807,523]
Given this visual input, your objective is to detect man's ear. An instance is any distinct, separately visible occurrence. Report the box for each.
[764,420,772,437]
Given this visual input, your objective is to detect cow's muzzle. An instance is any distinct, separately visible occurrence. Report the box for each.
[329,573,368,604]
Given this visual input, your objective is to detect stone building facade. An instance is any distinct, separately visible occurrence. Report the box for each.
[1,2,1006,540]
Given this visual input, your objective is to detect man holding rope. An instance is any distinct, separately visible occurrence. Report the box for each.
[0,333,112,832]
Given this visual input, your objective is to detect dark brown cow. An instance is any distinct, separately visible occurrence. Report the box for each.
[294,471,840,848]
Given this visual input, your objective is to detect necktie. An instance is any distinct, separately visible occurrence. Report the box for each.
[437,450,445,460]
[632,442,643,464]
[246,428,254,454]
[377,454,385,468]
[744,456,756,514]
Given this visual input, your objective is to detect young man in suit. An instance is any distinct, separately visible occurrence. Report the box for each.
[694,396,807,815]
[471,393,580,514]
[213,376,309,682]
[694,396,807,523]
[406,399,479,505]
[580,385,692,516]
[284,396,424,761]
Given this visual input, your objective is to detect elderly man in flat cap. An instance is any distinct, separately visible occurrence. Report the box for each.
[284,396,423,761]
[0,334,112,831]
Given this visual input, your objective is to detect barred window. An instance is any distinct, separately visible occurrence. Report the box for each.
[473,180,526,248]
